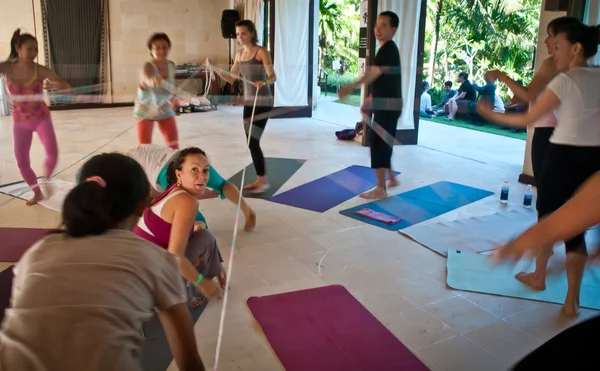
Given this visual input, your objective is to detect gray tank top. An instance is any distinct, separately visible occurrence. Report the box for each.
[239,48,273,106]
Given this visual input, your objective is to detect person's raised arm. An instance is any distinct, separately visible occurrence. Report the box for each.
[496,171,600,262]
[159,303,205,371]
[490,57,556,103]
[39,65,70,90]
[139,62,159,89]
[337,66,383,100]
[215,52,241,84]
[476,87,559,128]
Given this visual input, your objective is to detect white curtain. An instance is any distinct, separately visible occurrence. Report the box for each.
[378,0,422,130]
[274,0,309,107]
[585,0,600,66]
[242,0,264,45]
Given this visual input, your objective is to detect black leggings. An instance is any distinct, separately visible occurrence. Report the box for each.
[531,127,554,189]
[369,112,399,169]
[536,143,600,253]
[513,315,599,370]
[243,105,272,176]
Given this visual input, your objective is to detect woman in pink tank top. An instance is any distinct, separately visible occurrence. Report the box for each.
[134,147,225,307]
[0,29,70,206]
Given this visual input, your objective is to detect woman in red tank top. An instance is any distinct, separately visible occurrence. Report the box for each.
[0,29,70,205]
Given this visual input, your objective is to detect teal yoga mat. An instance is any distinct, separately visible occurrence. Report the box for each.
[339,181,494,231]
[446,249,600,310]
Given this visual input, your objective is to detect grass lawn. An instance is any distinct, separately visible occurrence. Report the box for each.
[334,93,526,141]
[335,93,361,107]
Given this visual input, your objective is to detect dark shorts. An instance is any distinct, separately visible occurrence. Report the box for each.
[369,112,399,169]
[536,143,600,252]
[531,127,554,206]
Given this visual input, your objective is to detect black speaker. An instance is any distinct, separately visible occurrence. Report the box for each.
[221,9,240,39]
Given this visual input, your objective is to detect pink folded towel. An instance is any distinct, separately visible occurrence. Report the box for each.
[354,208,402,225]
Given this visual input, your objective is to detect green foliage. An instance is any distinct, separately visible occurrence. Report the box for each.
[319,0,361,74]
[426,0,542,101]
[319,0,542,103]
[322,68,360,92]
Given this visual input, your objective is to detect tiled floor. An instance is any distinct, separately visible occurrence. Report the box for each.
[1,99,597,371]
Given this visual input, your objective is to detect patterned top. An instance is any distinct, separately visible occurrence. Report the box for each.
[4,64,50,123]
[133,61,176,121]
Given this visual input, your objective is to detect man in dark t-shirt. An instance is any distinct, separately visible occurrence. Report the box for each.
[446,72,476,120]
[338,11,402,199]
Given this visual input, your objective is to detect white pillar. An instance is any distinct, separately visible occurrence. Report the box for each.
[520,0,566,183]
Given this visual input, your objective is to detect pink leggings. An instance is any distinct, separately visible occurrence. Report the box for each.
[136,116,179,149]
[13,118,59,192]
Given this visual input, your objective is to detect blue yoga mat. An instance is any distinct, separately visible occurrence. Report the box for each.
[446,250,600,310]
[268,165,400,213]
[339,181,494,231]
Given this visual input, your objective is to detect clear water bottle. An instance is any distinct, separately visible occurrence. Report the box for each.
[500,180,509,204]
[523,184,533,208]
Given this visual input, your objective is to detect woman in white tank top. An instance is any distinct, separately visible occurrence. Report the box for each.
[478,18,600,317]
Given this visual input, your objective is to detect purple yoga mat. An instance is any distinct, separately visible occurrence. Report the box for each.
[247,285,430,371]
[268,165,400,213]
[0,228,51,262]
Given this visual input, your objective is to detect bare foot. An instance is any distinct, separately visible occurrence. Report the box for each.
[561,299,580,317]
[244,210,256,231]
[359,187,387,199]
[243,180,260,190]
[387,177,399,188]
[245,181,269,194]
[515,272,546,291]
[26,190,44,206]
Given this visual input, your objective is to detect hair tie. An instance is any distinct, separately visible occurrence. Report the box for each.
[85,176,107,188]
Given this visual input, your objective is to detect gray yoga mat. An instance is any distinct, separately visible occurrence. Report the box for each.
[227,157,306,199]
[399,208,538,257]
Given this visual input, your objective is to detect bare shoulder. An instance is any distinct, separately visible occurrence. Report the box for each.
[171,189,199,209]
[256,46,270,60]
[538,57,558,78]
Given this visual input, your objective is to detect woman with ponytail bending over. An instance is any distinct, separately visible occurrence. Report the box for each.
[0,153,206,371]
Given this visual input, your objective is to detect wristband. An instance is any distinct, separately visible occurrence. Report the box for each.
[501,75,510,84]
[194,273,204,285]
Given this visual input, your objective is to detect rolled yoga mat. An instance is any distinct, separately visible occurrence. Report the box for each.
[339,181,494,231]
[268,165,400,212]
[0,227,52,262]
[227,157,306,199]
[247,285,430,371]
[446,249,600,310]
[0,178,75,212]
